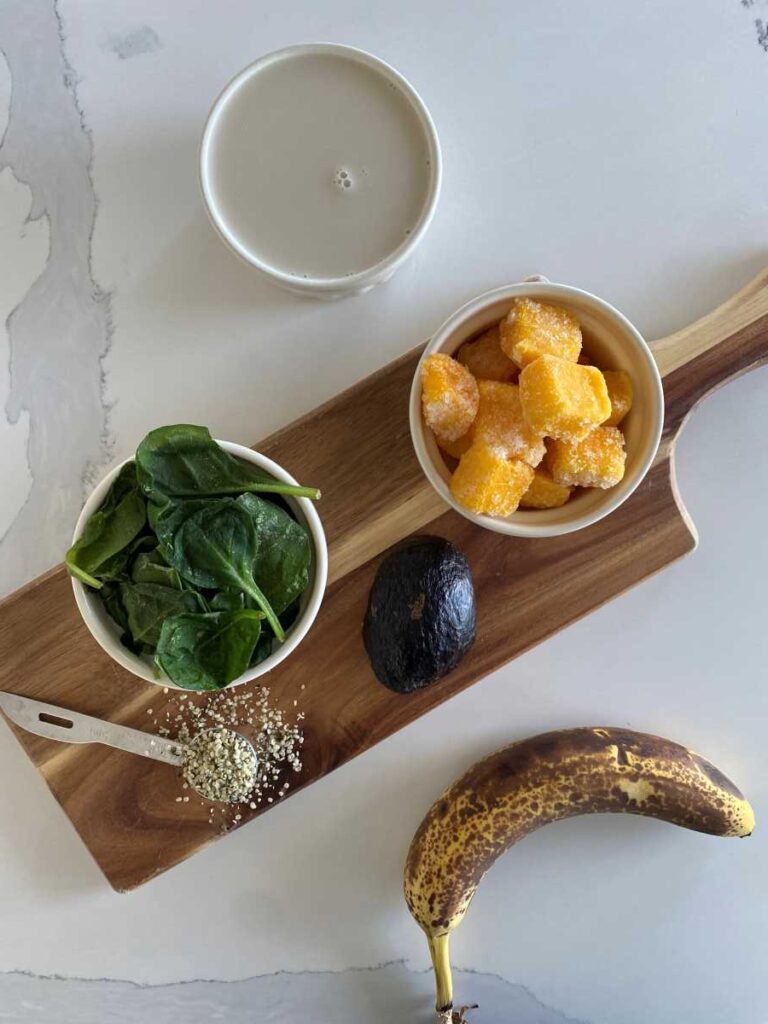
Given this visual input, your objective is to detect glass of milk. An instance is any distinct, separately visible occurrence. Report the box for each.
[200,44,442,299]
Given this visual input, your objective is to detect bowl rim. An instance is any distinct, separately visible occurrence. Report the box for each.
[409,281,665,537]
[70,440,328,689]
[199,42,442,296]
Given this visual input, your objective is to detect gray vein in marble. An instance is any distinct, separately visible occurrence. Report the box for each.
[738,0,768,49]
[0,0,111,596]
[0,961,585,1023]
[107,26,162,61]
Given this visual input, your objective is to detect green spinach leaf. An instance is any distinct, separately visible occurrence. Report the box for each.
[249,632,274,668]
[279,598,302,634]
[236,493,311,615]
[101,582,131,634]
[120,582,205,649]
[101,583,148,654]
[166,499,285,641]
[246,594,302,668]
[149,497,217,561]
[209,590,245,612]
[97,533,156,582]
[131,548,183,590]
[155,609,264,690]
[66,463,147,588]
[136,424,320,502]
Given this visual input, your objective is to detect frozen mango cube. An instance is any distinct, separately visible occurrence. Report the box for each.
[473,380,545,466]
[450,443,534,516]
[500,297,582,367]
[421,353,479,442]
[549,426,626,489]
[520,469,573,509]
[519,355,611,440]
[457,324,517,382]
[437,431,473,460]
[541,438,557,476]
[602,369,633,427]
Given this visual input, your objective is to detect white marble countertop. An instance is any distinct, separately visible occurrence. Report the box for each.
[0,2,767,1021]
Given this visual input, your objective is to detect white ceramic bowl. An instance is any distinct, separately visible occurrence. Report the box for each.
[199,43,442,300]
[409,280,664,537]
[71,441,328,688]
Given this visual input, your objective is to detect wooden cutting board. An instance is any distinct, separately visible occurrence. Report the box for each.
[1,271,767,891]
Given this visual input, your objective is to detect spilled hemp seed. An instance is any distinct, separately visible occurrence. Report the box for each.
[155,686,304,829]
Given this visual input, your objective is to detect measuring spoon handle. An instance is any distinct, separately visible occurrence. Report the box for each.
[0,691,184,767]
[81,716,184,766]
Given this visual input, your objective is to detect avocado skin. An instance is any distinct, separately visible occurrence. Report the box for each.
[363,536,476,693]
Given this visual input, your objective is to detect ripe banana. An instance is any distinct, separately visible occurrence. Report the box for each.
[404,727,754,1018]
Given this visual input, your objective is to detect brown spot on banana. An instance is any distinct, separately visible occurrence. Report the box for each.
[404,727,754,1015]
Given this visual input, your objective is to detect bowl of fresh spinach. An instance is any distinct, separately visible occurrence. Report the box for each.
[67,424,327,691]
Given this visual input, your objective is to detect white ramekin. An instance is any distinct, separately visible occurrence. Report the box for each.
[71,442,328,689]
[199,43,442,300]
[409,279,664,537]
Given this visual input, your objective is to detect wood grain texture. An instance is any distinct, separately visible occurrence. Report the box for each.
[1,272,767,891]
[257,349,447,584]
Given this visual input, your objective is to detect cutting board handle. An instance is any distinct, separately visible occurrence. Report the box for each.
[650,268,768,443]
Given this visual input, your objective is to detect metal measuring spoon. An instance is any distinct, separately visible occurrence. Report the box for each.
[0,690,258,804]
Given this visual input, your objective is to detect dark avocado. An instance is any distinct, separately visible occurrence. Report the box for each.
[363,536,476,693]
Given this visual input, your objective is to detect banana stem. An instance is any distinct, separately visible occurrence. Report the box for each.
[428,933,453,1014]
